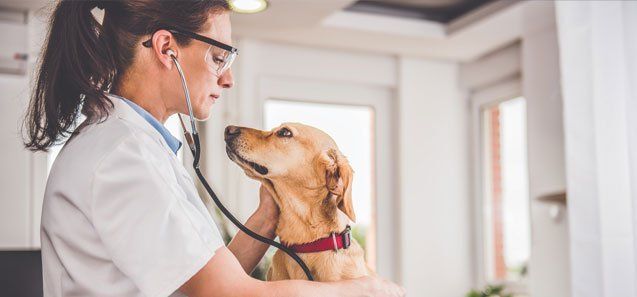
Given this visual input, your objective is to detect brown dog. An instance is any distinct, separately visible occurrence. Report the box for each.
[224,123,370,281]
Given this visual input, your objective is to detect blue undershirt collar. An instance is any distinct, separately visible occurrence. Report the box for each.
[111,94,182,155]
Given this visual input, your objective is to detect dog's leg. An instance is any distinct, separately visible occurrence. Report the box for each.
[267,250,290,281]
[266,265,274,281]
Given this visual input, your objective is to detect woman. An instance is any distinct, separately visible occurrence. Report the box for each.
[24,1,404,296]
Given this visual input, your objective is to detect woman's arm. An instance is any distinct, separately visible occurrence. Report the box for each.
[179,247,405,297]
[227,185,278,273]
[186,186,405,297]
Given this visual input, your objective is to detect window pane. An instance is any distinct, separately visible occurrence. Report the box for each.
[482,97,530,282]
[264,99,376,265]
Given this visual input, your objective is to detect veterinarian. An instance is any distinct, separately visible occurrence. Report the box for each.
[24,1,404,296]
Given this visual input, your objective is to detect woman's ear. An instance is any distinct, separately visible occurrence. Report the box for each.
[149,29,178,69]
[323,149,356,222]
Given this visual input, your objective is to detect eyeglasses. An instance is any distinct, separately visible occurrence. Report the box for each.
[142,27,238,76]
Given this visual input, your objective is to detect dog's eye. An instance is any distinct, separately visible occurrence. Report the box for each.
[276,127,293,138]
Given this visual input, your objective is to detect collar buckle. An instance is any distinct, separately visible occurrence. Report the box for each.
[341,225,351,250]
[331,232,339,253]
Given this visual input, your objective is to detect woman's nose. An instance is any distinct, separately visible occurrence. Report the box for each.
[219,69,234,89]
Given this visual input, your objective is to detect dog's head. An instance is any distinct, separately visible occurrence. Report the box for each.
[224,123,356,222]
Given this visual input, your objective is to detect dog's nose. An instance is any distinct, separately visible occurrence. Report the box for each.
[224,125,241,142]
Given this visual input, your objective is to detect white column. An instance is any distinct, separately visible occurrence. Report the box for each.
[628,4,637,290]
[398,57,472,296]
[556,2,637,296]
[521,2,571,297]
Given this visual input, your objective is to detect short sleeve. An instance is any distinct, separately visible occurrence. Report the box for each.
[91,134,223,297]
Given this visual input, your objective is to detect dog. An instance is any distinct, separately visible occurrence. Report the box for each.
[224,123,370,281]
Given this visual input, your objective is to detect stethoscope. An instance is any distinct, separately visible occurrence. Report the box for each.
[166,50,314,281]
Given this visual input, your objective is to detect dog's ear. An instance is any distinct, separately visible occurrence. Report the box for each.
[323,148,356,222]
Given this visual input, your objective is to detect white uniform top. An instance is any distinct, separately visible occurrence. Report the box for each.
[41,95,225,297]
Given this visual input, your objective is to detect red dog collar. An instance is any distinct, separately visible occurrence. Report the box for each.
[284,225,352,253]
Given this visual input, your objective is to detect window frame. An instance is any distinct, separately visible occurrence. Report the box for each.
[470,78,529,294]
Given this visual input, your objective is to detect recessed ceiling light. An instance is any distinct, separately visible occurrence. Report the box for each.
[230,0,269,14]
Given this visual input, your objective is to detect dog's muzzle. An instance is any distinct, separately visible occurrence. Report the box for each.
[224,126,269,175]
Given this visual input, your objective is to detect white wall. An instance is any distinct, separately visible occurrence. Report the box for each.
[522,2,570,297]
[0,10,47,250]
[398,57,472,296]
[0,65,32,249]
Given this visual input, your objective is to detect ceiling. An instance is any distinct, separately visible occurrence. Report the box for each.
[382,0,469,6]
[0,0,530,62]
[229,0,527,62]
[346,0,496,23]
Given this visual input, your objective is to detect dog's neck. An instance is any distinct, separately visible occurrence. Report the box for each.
[271,183,349,245]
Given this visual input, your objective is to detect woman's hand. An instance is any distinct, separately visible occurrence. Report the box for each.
[358,275,406,297]
[255,184,279,225]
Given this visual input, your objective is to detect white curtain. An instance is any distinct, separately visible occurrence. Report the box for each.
[556,1,637,297]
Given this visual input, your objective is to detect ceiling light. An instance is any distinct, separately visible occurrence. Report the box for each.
[229,0,268,14]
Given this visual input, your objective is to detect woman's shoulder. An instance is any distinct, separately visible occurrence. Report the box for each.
[50,114,160,177]
[42,116,142,224]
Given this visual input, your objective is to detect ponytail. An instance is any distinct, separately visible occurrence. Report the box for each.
[24,0,115,151]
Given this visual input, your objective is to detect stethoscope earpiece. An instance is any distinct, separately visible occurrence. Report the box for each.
[166,49,176,58]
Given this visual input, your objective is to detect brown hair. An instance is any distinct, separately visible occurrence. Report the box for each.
[24,0,230,151]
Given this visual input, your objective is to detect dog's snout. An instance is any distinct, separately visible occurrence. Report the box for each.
[225,125,241,142]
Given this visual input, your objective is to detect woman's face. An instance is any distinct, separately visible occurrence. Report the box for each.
[173,12,234,120]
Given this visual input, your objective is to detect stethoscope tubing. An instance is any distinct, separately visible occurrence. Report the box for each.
[170,55,314,281]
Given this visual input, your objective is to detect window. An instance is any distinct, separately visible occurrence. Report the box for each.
[481,97,530,283]
[264,99,377,266]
